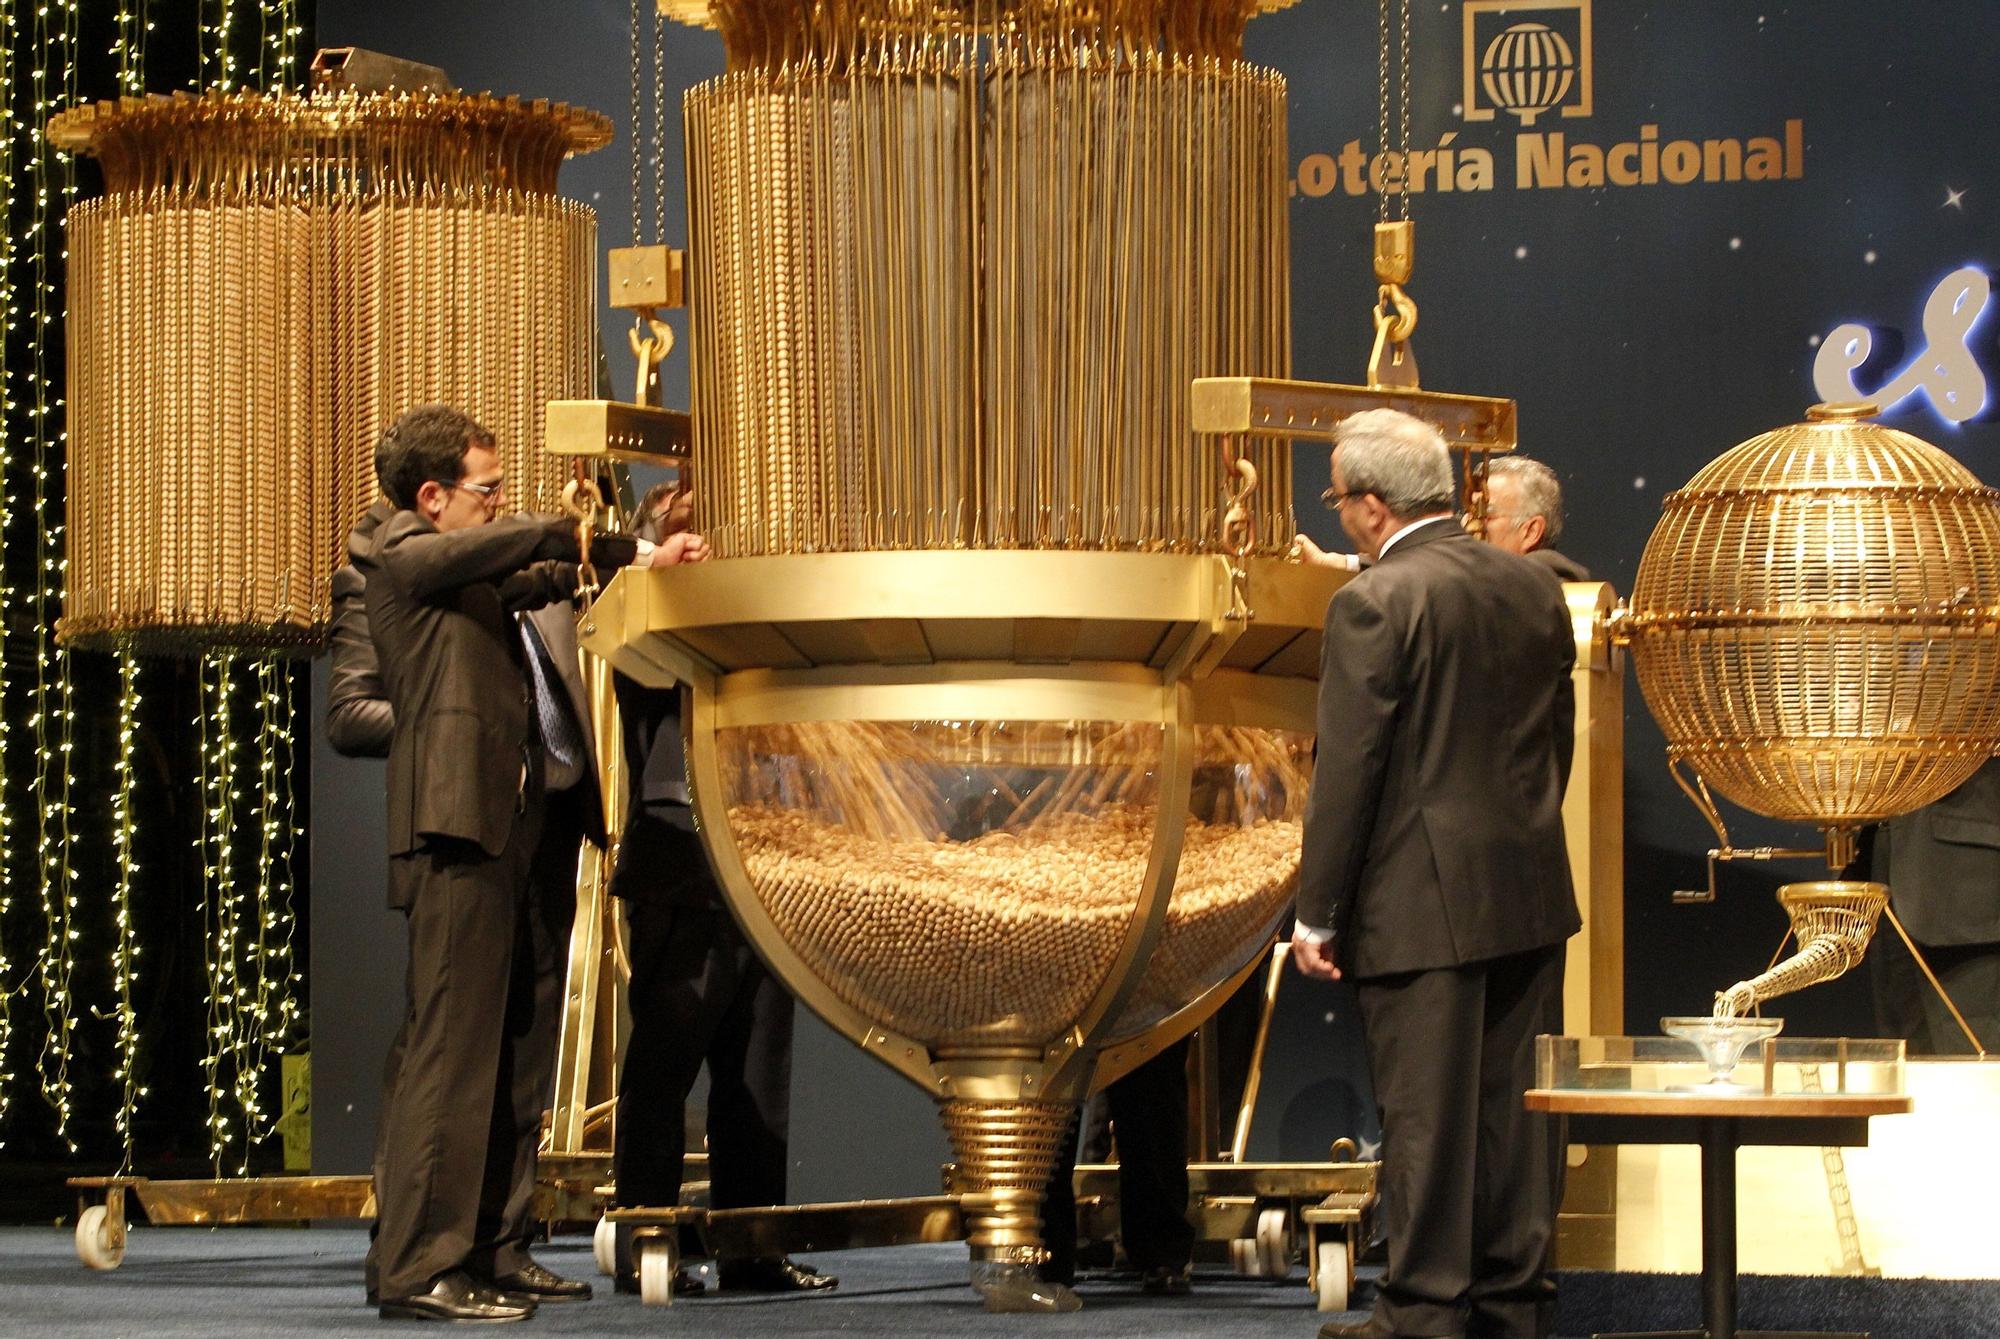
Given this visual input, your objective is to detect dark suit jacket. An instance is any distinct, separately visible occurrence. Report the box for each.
[1526,546,1591,583]
[1873,757,2000,947]
[607,673,712,906]
[1298,520,1579,979]
[614,675,692,809]
[330,503,607,846]
[358,508,635,866]
[327,503,397,758]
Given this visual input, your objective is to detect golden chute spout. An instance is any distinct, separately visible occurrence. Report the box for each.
[1712,882,1889,1019]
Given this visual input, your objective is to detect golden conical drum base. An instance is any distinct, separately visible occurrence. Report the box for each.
[941,1098,1075,1264]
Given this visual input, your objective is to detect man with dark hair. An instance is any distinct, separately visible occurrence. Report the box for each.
[608,478,836,1298]
[330,502,621,1308]
[360,404,702,1323]
[1297,410,1576,1339]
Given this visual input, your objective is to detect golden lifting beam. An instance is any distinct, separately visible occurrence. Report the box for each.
[1190,375,1517,453]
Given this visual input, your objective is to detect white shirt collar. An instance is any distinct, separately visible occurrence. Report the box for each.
[1375,513,1457,562]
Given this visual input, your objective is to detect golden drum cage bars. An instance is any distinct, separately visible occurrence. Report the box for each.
[677,0,1301,560]
[52,90,611,653]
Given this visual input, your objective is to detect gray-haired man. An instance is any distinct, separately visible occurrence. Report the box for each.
[1294,410,1577,1339]
[1482,456,1589,582]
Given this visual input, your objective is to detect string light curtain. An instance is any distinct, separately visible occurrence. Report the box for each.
[105,0,152,1168]
[0,1,318,1171]
[196,653,305,1172]
[0,0,19,1145]
[21,0,83,1154]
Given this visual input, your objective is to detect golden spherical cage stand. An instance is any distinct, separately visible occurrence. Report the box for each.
[50,89,611,652]
[579,0,1324,1307]
[1622,402,2000,1030]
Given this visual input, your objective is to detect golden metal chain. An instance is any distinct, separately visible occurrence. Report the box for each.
[630,0,643,244]
[1375,0,1389,224]
[1375,0,1413,223]
[654,4,667,247]
[1397,0,1411,222]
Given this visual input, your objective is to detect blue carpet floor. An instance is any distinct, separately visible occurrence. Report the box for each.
[0,1226,1992,1338]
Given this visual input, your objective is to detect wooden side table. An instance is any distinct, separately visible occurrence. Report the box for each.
[1523,1088,1911,1339]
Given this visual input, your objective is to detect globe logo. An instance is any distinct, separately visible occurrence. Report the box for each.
[1480,22,1577,125]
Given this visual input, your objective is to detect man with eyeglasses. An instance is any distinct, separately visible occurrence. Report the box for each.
[1294,494,1367,572]
[358,404,704,1324]
[1294,410,1577,1339]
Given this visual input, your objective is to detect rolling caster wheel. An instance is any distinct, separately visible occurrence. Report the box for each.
[75,1205,125,1271]
[593,1216,617,1277]
[1256,1206,1290,1277]
[1230,1234,1267,1277]
[1314,1239,1351,1312]
[636,1237,679,1306]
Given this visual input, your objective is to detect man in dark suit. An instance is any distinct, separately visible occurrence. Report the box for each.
[608,482,835,1297]
[358,404,698,1323]
[331,490,626,1310]
[1869,758,2000,1054]
[1481,456,1590,583]
[1294,410,1578,1339]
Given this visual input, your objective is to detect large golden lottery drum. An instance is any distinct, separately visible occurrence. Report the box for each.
[583,0,1322,1309]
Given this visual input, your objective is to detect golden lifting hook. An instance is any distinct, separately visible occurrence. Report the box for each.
[563,462,605,608]
[1220,451,1258,622]
[1367,220,1420,390]
[629,313,675,409]
[1220,454,1259,559]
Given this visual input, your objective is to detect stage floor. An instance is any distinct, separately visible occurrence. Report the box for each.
[1,1227,1992,1337]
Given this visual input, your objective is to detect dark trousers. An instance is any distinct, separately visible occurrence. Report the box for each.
[613,817,793,1212]
[1042,1036,1195,1280]
[367,790,582,1300]
[1354,944,1565,1339]
[368,798,543,1301]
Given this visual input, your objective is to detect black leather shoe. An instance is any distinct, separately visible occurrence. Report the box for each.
[1140,1263,1193,1296]
[613,1266,705,1297]
[1317,1319,1385,1339]
[378,1270,536,1323]
[487,1259,592,1301]
[718,1257,839,1293]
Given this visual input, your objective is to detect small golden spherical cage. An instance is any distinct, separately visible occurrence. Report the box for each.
[1627,401,2000,837]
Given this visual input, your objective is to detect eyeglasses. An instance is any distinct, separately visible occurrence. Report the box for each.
[1320,486,1371,510]
[443,477,505,504]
